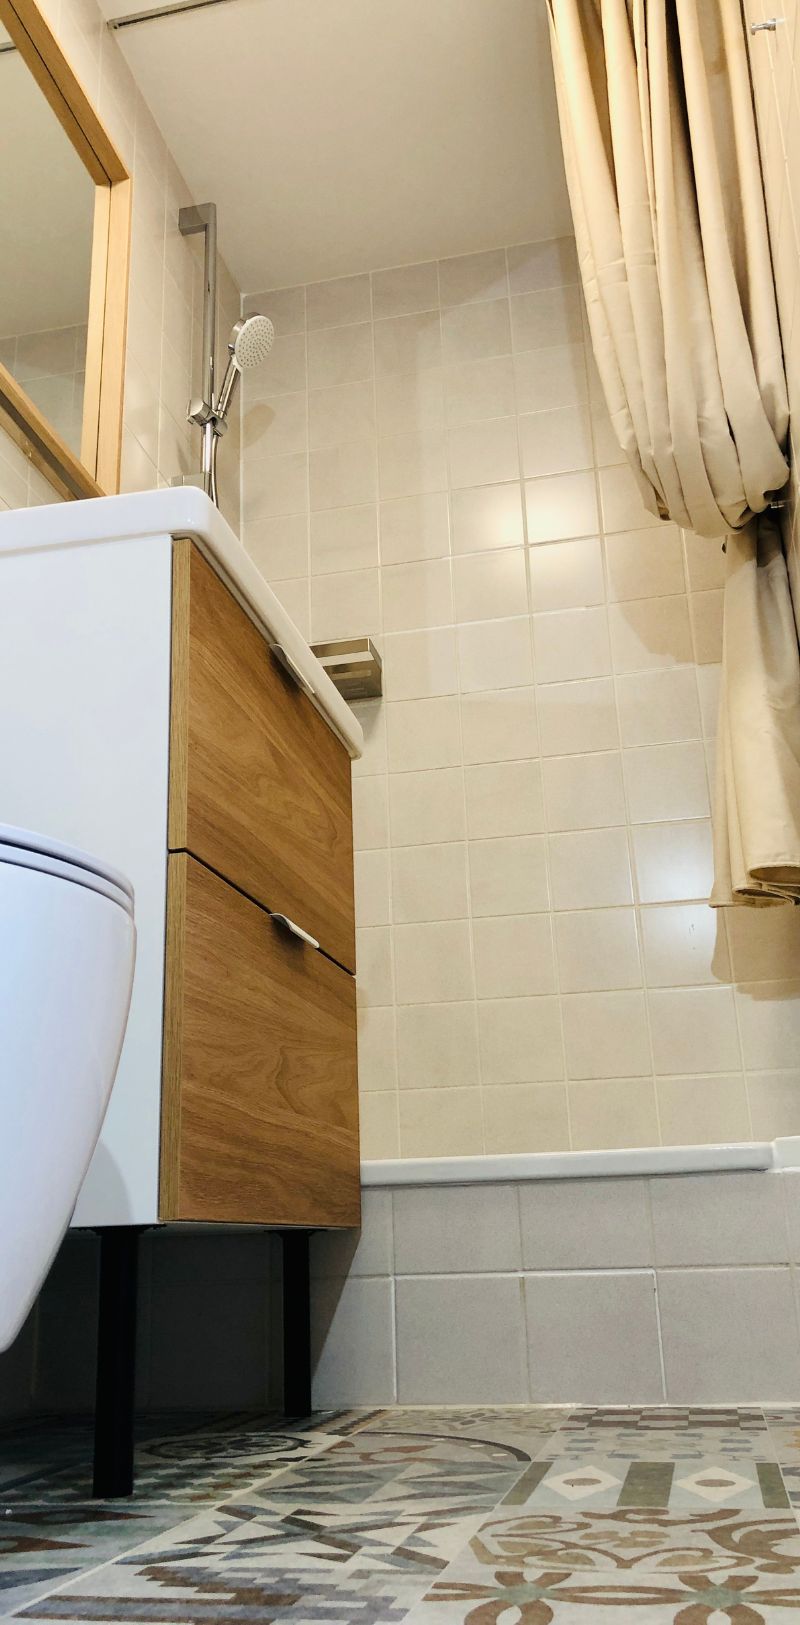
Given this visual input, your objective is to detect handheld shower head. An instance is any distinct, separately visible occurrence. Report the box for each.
[231,313,275,370]
[214,313,275,423]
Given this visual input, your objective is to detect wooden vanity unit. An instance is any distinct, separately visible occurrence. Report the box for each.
[0,487,364,1493]
[162,541,359,1230]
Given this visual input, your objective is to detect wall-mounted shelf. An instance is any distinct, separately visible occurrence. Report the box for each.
[310,637,383,701]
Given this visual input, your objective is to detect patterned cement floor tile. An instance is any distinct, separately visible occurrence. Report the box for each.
[0,1503,189,1614]
[504,1457,791,1511]
[13,1500,489,1623]
[542,1419,776,1463]
[399,1507,800,1622]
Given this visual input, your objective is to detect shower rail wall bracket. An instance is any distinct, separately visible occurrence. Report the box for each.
[309,637,383,701]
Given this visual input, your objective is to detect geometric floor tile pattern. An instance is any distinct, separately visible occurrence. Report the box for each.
[3,1406,800,1620]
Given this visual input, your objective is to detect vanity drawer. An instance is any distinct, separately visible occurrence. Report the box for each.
[160,853,360,1226]
[169,539,355,971]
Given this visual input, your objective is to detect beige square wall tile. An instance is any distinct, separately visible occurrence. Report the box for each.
[306,273,371,330]
[483,1082,571,1152]
[533,606,611,684]
[271,577,310,639]
[376,368,444,436]
[568,1078,660,1150]
[372,261,439,319]
[389,767,467,846]
[441,299,512,367]
[548,827,634,911]
[538,677,619,757]
[511,284,584,351]
[529,536,604,612]
[383,627,458,700]
[398,1087,484,1156]
[310,505,379,575]
[438,248,509,305]
[386,696,462,773]
[378,428,447,499]
[307,321,373,388]
[382,558,454,634]
[623,742,710,823]
[391,842,469,924]
[245,513,308,582]
[478,995,565,1083]
[244,391,308,457]
[641,903,730,987]
[397,1001,480,1089]
[246,333,307,397]
[445,355,516,427]
[599,464,662,533]
[243,450,308,523]
[460,687,538,765]
[310,439,376,511]
[359,1093,400,1159]
[468,833,550,916]
[649,986,742,1075]
[453,548,528,622]
[605,525,685,600]
[353,776,390,851]
[555,908,642,993]
[357,1005,398,1092]
[309,379,375,450]
[746,1071,800,1138]
[507,237,578,295]
[562,990,651,1078]
[379,491,450,564]
[473,913,556,998]
[448,416,520,488]
[374,310,442,377]
[514,342,588,414]
[684,530,727,591]
[450,482,524,554]
[735,980,800,1071]
[689,589,724,665]
[457,617,534,691]
[526,471,599,544]
[394,920,475,1003]
[543,752,626,833]
[616,668,702,747]
[519,405,593,478]
[609,597,693,673]
[632,819,714,904]
[656,1074,752,1146]
[465,759,544,839]
[354,848,391,928]
[310,568,380,641]
[351,698,387,778]
[356,926,394,1008]
[244,284,305,334]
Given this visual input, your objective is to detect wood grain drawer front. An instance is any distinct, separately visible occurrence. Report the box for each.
[161,854,360,1227]
[169,540,355,971]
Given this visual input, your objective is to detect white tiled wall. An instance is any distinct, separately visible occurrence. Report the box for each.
[241,240,800,1160]
[311,1174,800,1405]
[0,323,88,456]
[0,0,242,531]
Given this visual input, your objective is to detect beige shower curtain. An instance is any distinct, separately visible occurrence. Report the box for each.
[547,0,800,903]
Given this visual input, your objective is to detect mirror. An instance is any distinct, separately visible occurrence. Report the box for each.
[0,21,95,459]
[0,1,131,498]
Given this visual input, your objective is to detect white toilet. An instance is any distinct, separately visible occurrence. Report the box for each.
[0,824,136,1351]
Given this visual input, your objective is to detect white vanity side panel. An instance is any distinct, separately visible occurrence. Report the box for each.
[0,532,172,1226]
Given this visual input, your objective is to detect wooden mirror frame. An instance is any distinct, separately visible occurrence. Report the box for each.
[0,0,131,498]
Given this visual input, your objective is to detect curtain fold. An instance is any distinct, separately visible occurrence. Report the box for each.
[547,0,800,904]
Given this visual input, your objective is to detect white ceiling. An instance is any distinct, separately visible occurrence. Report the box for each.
[111,0,571,294]
[0,49,95,334]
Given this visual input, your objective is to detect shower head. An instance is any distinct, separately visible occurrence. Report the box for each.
[213,313,275,426]
[229,313,275,371]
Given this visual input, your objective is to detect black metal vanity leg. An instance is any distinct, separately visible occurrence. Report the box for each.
[281,1229,312,1419]
[92,1226,142,1498]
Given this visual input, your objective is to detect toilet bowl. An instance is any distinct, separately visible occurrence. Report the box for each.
[0,824,136,1351]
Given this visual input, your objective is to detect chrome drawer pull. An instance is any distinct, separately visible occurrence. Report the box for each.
[271,912,320,950]
[271,643,316,699]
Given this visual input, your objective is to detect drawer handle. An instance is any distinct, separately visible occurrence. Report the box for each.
[271,912,320,951]
[271,643,316,700]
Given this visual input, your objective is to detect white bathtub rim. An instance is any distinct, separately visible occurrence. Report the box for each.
[360,1139,791,1187]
